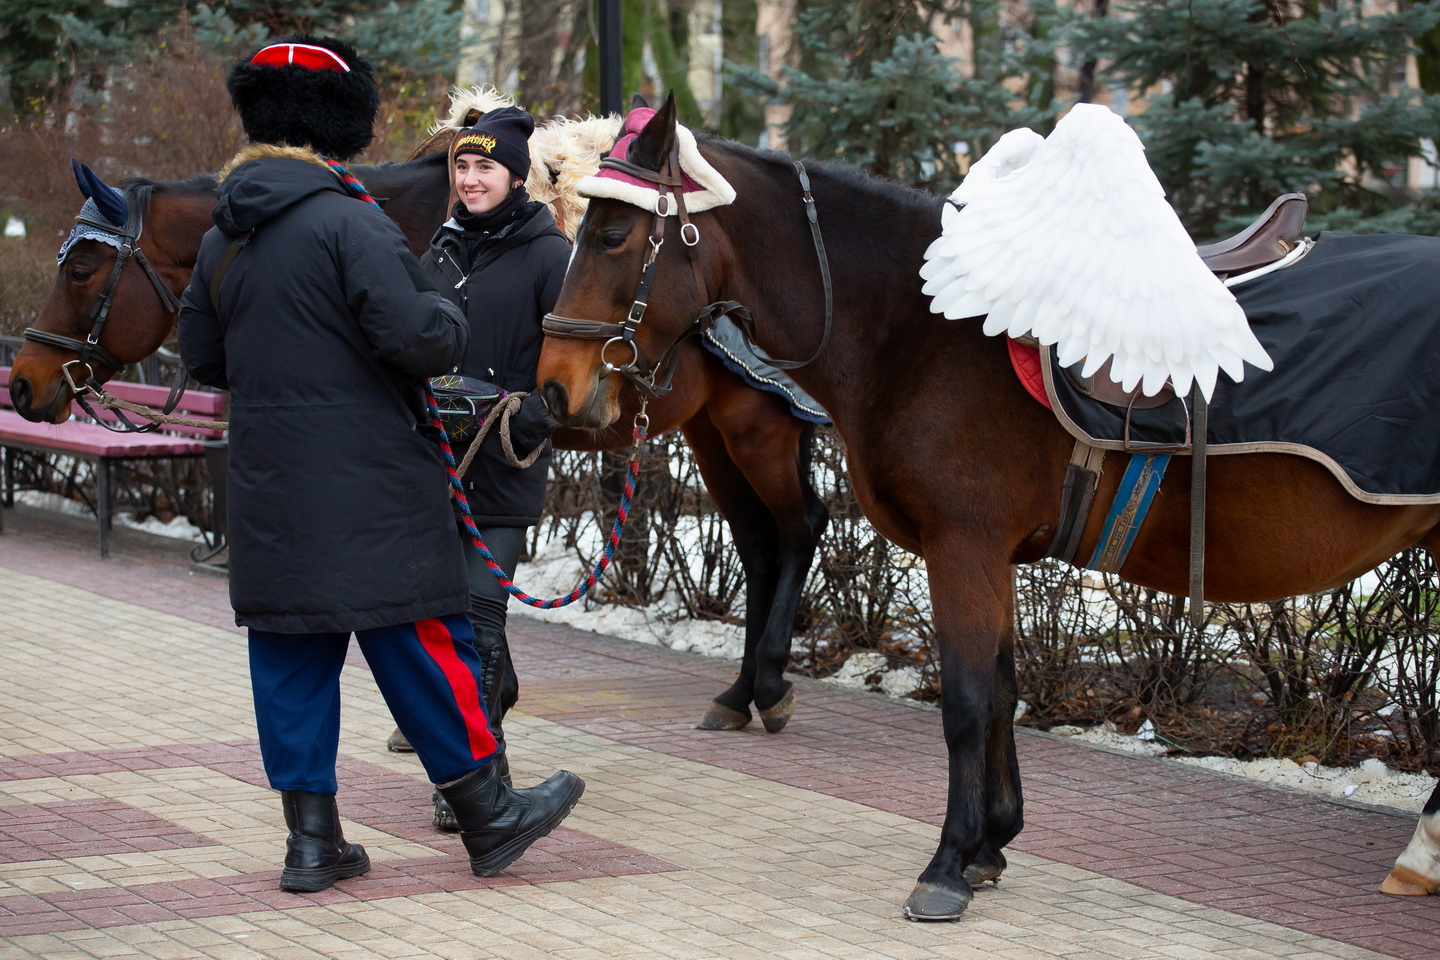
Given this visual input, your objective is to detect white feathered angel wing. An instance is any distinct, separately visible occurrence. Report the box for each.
[920,103,1272,400]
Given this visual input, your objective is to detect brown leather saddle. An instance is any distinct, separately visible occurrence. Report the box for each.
[1060,193,1307,412]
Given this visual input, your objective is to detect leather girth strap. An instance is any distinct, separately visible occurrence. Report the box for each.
[1046,440,1105,563]
[1189,386,1208,630]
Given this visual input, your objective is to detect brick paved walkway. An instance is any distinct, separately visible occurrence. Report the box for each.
[0,506,1433,960]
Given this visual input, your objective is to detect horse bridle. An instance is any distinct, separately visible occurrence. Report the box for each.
[542,147,833,400]
[23,193,188,432]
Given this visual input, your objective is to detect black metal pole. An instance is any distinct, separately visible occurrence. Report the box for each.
[597,0,623,116]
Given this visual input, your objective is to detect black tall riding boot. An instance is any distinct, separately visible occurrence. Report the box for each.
[278,791,370,892]
[432,633,512,831]
[437,761,585,876]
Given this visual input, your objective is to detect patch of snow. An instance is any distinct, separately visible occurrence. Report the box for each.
[1014,699,1029,721]
[880,665,923,698]
[15,490,95,518]
[113,513,206,543]
[1070,721,1168,757]
[1051,719,1437,813]
[1175,755,1437,814]
[822,652,888,690]
[510,535,746,659]
[5,216,25,238]
[16,490,206,542]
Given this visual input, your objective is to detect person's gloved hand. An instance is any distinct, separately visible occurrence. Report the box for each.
[506,390,560,455]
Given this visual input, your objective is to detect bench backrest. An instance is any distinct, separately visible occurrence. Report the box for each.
[0,366,226,439]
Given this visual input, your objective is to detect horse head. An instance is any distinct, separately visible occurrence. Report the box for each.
[538,93,734,429]
[10,163,208,423]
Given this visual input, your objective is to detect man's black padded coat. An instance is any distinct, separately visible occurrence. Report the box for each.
[179,156,471,634]
[420,202,570,527]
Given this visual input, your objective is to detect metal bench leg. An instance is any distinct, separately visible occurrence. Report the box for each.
[97,458,113,560]
[0,447,6,536]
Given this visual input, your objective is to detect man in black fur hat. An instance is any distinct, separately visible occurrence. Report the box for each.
[177,36,584,893]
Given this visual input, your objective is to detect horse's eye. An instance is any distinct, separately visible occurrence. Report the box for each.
[69,268,92,283]
[601,232,627,249]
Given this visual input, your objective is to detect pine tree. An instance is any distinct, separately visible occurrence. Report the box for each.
[737,0,1059,192]
[1075,0,1440,238]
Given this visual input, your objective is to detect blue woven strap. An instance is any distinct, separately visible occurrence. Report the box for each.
[1087,453,1171,573]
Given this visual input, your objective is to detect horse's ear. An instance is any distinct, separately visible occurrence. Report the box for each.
[630,93,649,110]
[71,159,128,227]
[628,91,678,172]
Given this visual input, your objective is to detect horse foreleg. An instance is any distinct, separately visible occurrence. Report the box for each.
[683,416,780,730]
[723,421,828,730]
[905,538,1014,921]
[1381,782,1440,895]
[702,379,829,730]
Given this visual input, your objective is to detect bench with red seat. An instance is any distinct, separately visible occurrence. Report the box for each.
[0,366,226,558]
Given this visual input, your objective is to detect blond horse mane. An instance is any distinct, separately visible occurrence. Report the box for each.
[419,86,623,240]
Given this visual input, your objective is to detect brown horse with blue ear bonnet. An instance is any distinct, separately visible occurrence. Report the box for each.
[538,94,1440,919]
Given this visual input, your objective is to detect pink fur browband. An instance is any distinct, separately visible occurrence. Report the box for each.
[576,108,736,215]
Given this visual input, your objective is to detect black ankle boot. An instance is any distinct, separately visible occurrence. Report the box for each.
[437,760,584,876]
[433,753,509,831]
[279,791,371,892]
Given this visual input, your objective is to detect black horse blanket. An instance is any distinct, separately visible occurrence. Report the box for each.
[703,316,831,424]
[1045,232,1440,504]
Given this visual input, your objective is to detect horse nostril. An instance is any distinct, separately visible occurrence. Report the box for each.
[8,376,32,412]
[540,380,569,421]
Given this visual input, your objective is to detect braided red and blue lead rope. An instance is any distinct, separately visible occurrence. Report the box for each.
[324,157,642,608]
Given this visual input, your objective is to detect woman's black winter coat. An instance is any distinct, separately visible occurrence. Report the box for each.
[420,202,571,527]
[179,157,471,633]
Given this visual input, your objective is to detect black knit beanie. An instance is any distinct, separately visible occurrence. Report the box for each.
[452,106,534,182]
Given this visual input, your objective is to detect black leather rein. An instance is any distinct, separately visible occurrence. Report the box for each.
[541,154,834,400]
[23,189,188,433]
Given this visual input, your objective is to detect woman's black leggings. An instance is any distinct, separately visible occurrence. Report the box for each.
[462,524,527,755]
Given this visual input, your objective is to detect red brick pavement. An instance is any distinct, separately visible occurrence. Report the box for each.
[0,515,1435,958]
[0,799,212,863]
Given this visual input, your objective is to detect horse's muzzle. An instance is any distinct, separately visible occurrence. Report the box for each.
[7,375,71,424]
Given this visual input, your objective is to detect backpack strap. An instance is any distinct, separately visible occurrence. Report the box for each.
[208,230,253,314]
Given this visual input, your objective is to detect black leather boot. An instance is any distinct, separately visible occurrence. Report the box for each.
[472,630,512,757]
[433,752,507,831]
[279,791,371,892]
[437,761,585,876]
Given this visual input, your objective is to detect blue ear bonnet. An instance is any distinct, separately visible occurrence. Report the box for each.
[58,160,130,263]
[71,159,128,226]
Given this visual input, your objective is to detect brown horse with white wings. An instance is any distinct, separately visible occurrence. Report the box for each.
[536,96,1440,918]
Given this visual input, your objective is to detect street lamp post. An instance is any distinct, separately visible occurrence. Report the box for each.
[597,0,623,116]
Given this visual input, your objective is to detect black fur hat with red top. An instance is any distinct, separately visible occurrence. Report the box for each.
[227,36,378,160]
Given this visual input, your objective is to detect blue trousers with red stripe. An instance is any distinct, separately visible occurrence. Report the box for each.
[248,614,498,791]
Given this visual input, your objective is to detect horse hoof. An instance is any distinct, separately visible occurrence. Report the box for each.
[758,688,796,733]
[697,701,751,730]
[1379,866,1438,896]
[963,860,1005,886]
[902,881,972,921]
[386,726,414,753]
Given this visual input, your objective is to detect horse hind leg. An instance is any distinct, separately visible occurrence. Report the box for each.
[1381,782,1440,895]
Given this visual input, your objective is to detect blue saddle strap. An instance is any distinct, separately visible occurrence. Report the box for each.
[1086,453,1171,573]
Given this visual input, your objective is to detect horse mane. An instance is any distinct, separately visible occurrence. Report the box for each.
[702,136,944,218]
[114,174,218,222]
